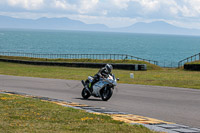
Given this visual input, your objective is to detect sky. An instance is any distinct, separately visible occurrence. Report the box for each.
[0,0,200,29]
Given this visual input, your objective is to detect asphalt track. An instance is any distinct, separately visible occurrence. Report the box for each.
[0,75,200,128]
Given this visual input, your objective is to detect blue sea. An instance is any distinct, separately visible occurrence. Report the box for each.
[0,29,200,67]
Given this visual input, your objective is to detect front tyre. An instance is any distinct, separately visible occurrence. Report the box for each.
[100,87,113,101]
[81,88,91,99]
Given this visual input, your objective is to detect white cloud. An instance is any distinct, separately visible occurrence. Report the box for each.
[1,0,200,29]
[184,0,200,17]
[54,0,77,11]
[78,0,99,14]
[135,0,160,11]
[102,10,108,15]
[2,0,200,17]
[7,0,44,10]
[111,0,130,9]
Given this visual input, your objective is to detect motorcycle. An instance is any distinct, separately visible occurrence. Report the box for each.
[81,74,119,101]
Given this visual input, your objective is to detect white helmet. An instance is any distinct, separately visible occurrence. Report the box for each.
[105,64,113,73]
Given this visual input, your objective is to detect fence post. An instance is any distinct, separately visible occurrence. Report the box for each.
[199,53,200,60]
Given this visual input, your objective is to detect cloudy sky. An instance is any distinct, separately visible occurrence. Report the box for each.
[0,0,200,28]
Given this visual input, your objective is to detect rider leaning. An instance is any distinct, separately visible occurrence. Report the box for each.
[89,64,113,89]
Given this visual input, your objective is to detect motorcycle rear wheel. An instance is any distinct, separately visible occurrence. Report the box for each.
[100,87,113,101]
[81,88,91,99]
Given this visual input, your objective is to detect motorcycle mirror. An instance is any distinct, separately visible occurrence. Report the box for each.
[117,78,120,81]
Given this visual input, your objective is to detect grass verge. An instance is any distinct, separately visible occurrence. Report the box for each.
[0,55,160,70]
[186,61,200,64]
[0,62,200,89]
[0,93,155,133]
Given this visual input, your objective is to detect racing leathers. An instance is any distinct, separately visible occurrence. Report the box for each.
[89,67,111,89]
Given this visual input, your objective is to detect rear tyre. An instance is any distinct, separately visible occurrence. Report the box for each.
[81,88,91,99]
[100,87,113,101]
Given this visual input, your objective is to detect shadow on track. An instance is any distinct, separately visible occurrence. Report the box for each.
[74,98,103,101]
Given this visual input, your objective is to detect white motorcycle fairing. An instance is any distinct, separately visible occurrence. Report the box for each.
[92,80,107,97]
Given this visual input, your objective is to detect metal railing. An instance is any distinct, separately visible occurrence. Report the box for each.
[178,53,200,67]
[0,52,158,65]
[158,61,178,68]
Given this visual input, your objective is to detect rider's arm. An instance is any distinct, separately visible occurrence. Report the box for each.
[98,67,106,77]
[101,68,110,78]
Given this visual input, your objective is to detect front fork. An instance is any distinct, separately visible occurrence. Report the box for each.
[81,80,91,94]
[103,85,114,93]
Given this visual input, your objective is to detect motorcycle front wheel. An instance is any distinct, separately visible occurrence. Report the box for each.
[81,88,91,99]
[100,87,113,101]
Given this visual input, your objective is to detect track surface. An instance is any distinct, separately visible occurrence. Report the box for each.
[0,75,200,128]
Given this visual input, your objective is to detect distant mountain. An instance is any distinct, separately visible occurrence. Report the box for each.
[117,21,200,35]
[0,15,200,35]
[0,15,108,31]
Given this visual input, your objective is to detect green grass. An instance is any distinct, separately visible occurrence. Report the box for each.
[0,61,200,89]
[0,93,155,133]
[186,60,200,64]
[0,55,160,70]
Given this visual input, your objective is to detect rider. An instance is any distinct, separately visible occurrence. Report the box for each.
[89,64,113,89]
